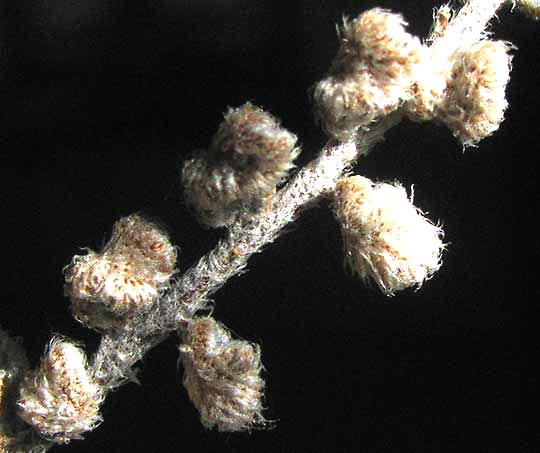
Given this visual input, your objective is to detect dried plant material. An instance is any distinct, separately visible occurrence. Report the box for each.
[435,40,513,146]
[405,53,451,122]
[333,176,445,296]
[335,8,423,82]
[180,317,266,432]
[106,214,177,278]
[1,328,39,453]
[314,72,406,140]
[427,4,454,43]
[64,214,177,330]
[314,8,423,139]
[182,103,299,227]
[17,338,103,444]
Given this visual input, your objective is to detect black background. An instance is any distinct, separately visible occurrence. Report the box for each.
[1,1,536,452]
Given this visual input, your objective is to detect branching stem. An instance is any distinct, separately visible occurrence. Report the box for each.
[88,0,507,415]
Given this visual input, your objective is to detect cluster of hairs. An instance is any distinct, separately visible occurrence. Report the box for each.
[403,5,454,122]
[333,176,445,296]
[63,214,177,331]
[1,329,38,452]
[406,36,513,146]
[315,7,513,147]
[16,337,103,444]
[182,102,299,228]
[179,317,266,432]
[313,8,424,140]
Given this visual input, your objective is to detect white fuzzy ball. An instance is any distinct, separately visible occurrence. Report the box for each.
[334,176,445,296]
